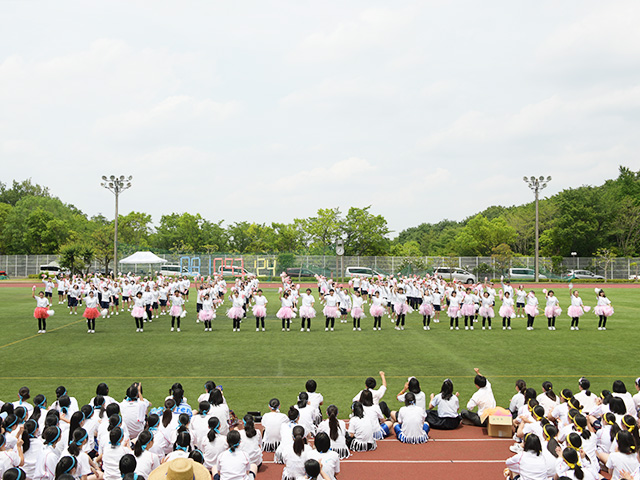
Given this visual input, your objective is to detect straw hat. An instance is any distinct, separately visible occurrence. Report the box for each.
[148,458,211,480]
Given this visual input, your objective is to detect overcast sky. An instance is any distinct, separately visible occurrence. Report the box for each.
[2,0,639,236]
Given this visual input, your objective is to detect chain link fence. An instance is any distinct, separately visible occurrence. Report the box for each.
[2,254,639,280]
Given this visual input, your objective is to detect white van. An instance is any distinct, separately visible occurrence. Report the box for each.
[433,267,476,284]
[344,267,384,278]
[159,265,198,277]
[508,268,547,280]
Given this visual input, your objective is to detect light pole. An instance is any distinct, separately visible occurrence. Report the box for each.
[523,175,551,282]
[101,175,133,276]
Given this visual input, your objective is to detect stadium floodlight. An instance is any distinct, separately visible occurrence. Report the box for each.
[523,175,551,282]
[101,175,133,276]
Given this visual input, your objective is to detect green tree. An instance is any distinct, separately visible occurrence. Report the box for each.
[453,215,516,256]
[59,242,94,275]
[297,208,342,254]
[342,206,390,256]
[118,211,152,249]
[0,179,50,206]
[92,225,114,273]
[272,221,306,253]
[491,243,513,276]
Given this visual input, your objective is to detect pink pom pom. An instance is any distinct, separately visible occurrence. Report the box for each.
[583,306,591,312]
[278,287,283,293]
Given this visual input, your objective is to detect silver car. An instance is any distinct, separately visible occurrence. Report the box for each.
[434,267,476,284]
[566,269,604,280]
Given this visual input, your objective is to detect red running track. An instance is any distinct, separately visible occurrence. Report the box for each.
[258,426,511,480]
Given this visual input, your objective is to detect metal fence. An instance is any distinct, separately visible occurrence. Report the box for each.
[2,254,640,280]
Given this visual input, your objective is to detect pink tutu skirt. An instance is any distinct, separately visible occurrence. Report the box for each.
[276,306,295,320]
[370,305,386,317]
[34,307,49,319]
[83,307,100,319]
[170,305,182,317]
[131,306,146,317]
[447,306,460,318]
[478,306,495,318]
[300,305,316,318]
[252,305,267,318]
[226,306,244,319]
[394,303,411,315]
[460,304,475,316]
[524,305,539,317]
[567,305,584,318]
[351,307,365,319]
[544,306,562,318]
[594,305,614,317]
[499,305,515,319]
[323,305,340,318]
[419,303,434,316]
[199,310,214,321]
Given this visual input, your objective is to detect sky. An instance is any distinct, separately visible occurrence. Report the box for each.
[1,0,640,236]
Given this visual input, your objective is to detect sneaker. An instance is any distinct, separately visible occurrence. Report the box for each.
[88,329,91,333]
[465,326,469,330]
[503,327,506,330]
[302,328,306,332]
[262,328,265,331]
[358,327,362,331]
[257,328,260,332]
[450,327,454,330]
[74,311,77,315]
[353,327,356,331]
[177,328,181,332]
[91,330,95,333]
[470,326,474,330]
[330,328,334,331]
[374,327,377,331]
[509,444,523,453]
[508,326,512,330]
[325,328,329,331]
[115,312,119,315]
[282,328,285,332]
[482,326,486,330]
[602,327,606,331]
[70,311,73,315]
[575,327,579,331]
[488,326,492,330]
[395,326,400,330]
[171,327,174,332]
[455,327,459,330]
[400,326,404,330]
[426,326,430,330]
[155,315,159,319]
[423,326,427,330]
[570,326,575,330]
[287,328,290,331]
[307,328,310,332]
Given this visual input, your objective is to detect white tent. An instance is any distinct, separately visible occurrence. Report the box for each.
[119,251,168,264]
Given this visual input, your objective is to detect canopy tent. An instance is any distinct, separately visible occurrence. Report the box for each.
[118,251,168,264]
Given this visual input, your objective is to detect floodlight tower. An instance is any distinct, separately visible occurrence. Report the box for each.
[523,175,551,282]
[101,175,133,275]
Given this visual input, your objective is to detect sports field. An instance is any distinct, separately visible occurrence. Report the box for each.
[0,284,637,414]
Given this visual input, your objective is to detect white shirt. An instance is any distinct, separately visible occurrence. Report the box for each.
[239,429,262,467]
[120,398,149,439]
[261,411,288,446]
[307,450,340,480]
[504,451,548,480]
[347,416,374,445]
[216,449,252,480]
[397,404,427,439]
[466,381,496,417]
[431,394,459,418]
[101,444,133,480]
[353,386,387,406]
[397,391,426,411]
[134,450,160,478]
[606,451,640,480]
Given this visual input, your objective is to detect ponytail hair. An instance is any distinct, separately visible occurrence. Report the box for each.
[404,392,416,406]
[578,377,591,396]
[22,420,38,453]
[292,425,306,456]
[207,417,221,443]
[55,456,77,479]
[2,468,26,480]
[109,427,124,448]
[208,389,223,407]
[173,431,191,453]
[146,414,160,431]
[561,448,584,480]
[352,401,364,419]
[134,430,153,457]
[515,379,526,394]
[162,399,176,428]
[198,401,210,416]
[227,430,241,453]
[58,395,71,415]
[30,395,46,422]
[314,432,330,454]
[93,395,106,419]
[68,411,85,445]
[43,426,62,446]
[327,405,339,441]
[107,414,122,432]
[622,415,640,446]
[541,381,556,402]
[68,428,88,456]
[287,406,299,422]
[176,413,190,433]
[297,392,309,410]
[616,430,637,455]
[243,415,257,438]
[268,398,280,411]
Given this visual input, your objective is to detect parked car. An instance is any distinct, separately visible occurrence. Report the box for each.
[433,267,476,284]
[159,265,199,277]
[344,266,385,278]
[565,269,604,280]
[286,268,317,277]
[39,263,70,276]
[508,268,547,280]
[629,274,639,281]
[218,266,254,277]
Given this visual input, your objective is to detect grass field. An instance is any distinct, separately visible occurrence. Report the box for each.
[0,284,638,418]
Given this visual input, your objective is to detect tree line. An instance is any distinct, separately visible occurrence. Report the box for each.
[0,166,639,270]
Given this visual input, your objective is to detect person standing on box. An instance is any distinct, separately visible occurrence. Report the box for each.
[460,368,496,427]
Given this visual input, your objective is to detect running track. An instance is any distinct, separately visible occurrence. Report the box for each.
[258,426,511,480]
